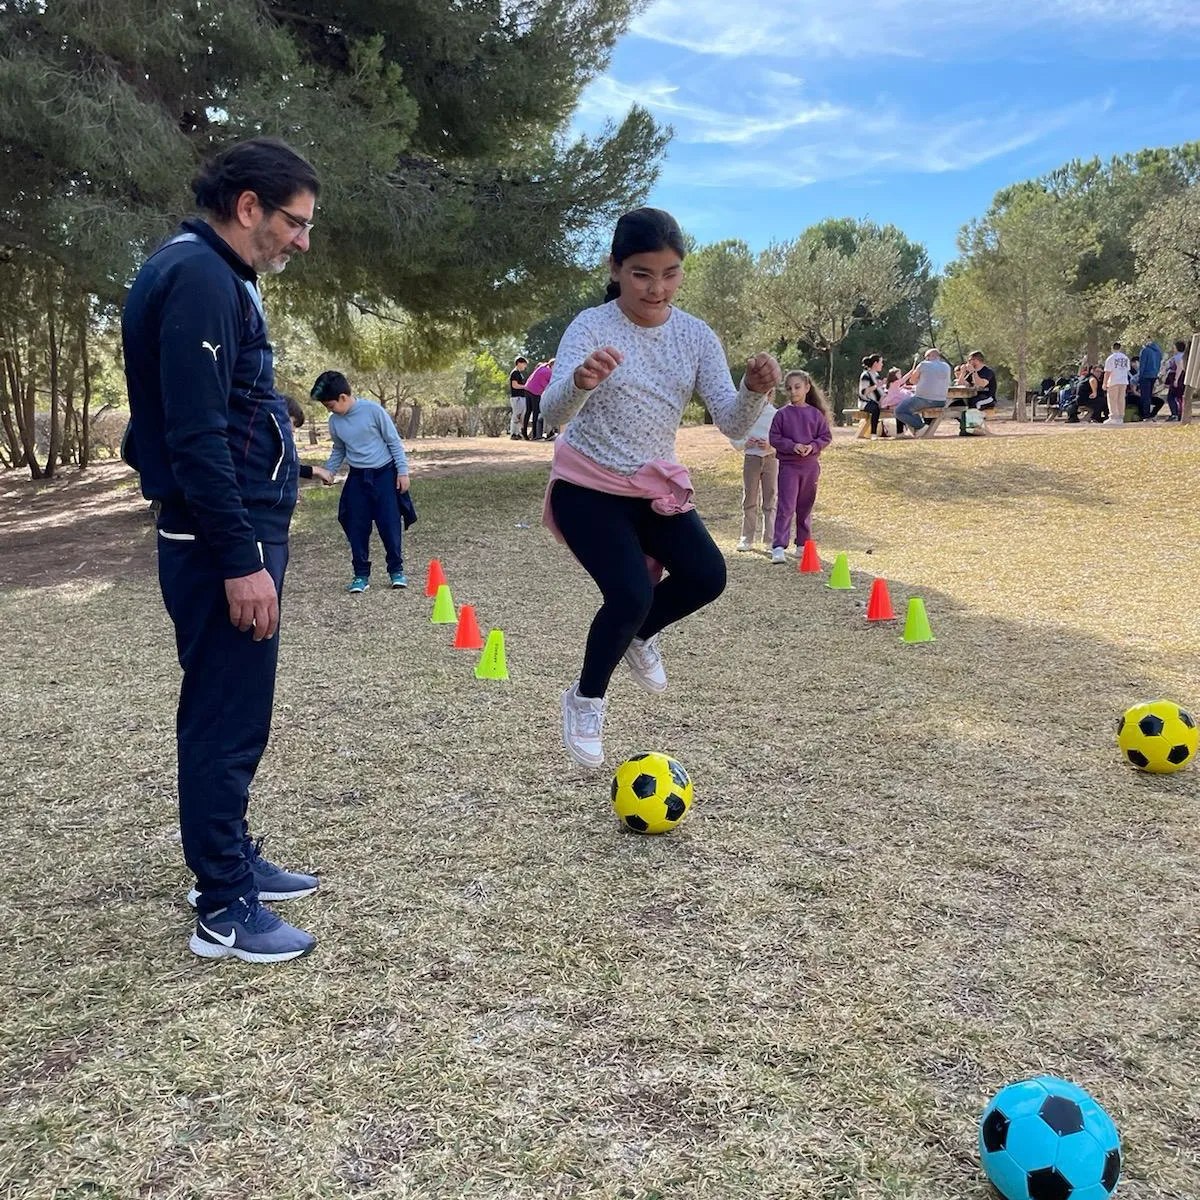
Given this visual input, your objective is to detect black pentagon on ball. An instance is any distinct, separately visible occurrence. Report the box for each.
[1180,708,1196,729]
[1116,714,1126,735]
[624,814,649,832]
[632,773,659,800]
[663,793,687,822]
[1168,743,1191,764]
[1102,1147,1121,1191]
[1138,713,1165,737]
[610,778,619,803]
[1039,1095,1084,1136]
[1126,748,1149,768]
[667,759,689,790]
[981,1109,1010,1153]
[627,752,649,763]
[1026,1166,1072,1200]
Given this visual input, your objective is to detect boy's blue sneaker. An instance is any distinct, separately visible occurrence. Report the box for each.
[186,837,319,907]
[389,571,408,589]
[347,576,369,593]
[189,896,316,964]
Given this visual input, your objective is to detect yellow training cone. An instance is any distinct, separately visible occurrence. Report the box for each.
[900,597,934,644]
[431,582,456,624]
[827,551,854,590]
[474,629,509,680]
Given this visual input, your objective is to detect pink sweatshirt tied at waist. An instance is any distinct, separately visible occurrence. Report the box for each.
[542,439,695,580]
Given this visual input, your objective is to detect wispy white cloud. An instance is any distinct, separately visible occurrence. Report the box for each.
[632,0,1200,59]
[577,75,845,145]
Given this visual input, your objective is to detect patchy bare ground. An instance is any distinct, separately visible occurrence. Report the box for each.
[2,420,1198,1200]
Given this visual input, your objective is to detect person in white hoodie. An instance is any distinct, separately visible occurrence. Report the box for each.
[729,390,779,552]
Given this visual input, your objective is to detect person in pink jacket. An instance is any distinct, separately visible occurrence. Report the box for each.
[522,358,554,440]
[768,370,832,563]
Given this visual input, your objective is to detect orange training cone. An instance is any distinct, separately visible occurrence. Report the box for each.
[798,539,821,574]
[866,578,896,622]
[453,604,485,650]
[425,558,447,597]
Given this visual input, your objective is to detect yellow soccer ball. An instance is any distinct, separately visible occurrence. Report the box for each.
[1116,700,1198,773]
[611,752,693,834]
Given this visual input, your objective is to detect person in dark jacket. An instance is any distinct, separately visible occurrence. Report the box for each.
[122,137,322,964]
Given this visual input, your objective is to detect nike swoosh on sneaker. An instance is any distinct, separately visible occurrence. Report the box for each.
[198,921,237,947]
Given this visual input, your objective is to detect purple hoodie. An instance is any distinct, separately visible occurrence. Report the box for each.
[769,402,832,463]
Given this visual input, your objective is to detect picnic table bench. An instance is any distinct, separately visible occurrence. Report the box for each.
[847,390,997,439]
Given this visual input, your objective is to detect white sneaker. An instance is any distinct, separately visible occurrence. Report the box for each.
[735,536,752,552]
[1102,417,1124,426]
[560,683,608,767]
[770,546,786,564]
[623,635,668,693]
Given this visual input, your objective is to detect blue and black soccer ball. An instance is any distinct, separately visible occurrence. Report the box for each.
[980,1075,1122,1199]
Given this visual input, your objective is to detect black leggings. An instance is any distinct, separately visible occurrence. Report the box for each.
[523,395,542,439]
[550,481,726,698]
[862,399,881,434]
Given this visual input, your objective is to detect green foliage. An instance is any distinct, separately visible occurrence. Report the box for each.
[677,239,758,365]
[462,350,510,409]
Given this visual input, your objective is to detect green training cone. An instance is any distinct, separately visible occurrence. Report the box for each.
[474,629,509,680]
[431,582,456,624]
[900,597,935,644]
[826,551,854,590]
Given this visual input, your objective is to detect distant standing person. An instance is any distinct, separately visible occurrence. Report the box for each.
[121,137,321,964]
[1137,338,1162,420]
[508,356,528,440]
[894,348,952,436]
[768,370,832,563]
[311,370,412,593]
[1163,339,1187,421]
[729,385,779,552]
[1102,342,1131,426]
[523,358,554,440]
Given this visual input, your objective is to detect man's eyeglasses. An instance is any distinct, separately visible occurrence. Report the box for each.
[270,205,315,235]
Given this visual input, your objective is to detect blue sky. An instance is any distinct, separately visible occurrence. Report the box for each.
[574,0,1200,268]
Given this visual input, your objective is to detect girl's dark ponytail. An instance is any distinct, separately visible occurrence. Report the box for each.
[604,279,621,301]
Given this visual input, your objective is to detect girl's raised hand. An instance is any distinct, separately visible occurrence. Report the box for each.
[574,347,624,391]
[744,352,782,395]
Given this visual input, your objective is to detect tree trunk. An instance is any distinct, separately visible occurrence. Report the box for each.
[1085,325,1099,369]
[79,317,92,468]
[45,288,61,479]
[1013,341,1028,423]
[406,403,422,440]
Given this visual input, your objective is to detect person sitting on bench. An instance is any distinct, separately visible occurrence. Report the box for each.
[895,348,951,436]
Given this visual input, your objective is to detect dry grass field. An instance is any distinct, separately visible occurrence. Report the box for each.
[1,422,1198,1200]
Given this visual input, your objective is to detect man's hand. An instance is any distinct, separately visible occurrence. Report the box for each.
[396,473,410,493]
[225,569,279,641]
[744,352,782,395]
[311,465,333,485]
[574,347,623,391]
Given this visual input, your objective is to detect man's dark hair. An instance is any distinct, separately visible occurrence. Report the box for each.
[514,356,528,365]
[192,137,320,221]
[1112,341,1122,350]
[605,207,686,301]
[281,394,305,427]
[311,370,352,402]
[1176,339,1188,353]
[968,350,987,362]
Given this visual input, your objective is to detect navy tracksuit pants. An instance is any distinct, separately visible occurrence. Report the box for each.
[158,533,288,915]
[339,464,404,578]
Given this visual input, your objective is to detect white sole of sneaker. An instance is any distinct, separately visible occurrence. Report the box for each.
[187,884,318,907]
[560,697,605,768]
[624,662,668,695]
[188,933,316,963]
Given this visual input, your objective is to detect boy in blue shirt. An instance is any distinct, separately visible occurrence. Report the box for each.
[311,370,412,592]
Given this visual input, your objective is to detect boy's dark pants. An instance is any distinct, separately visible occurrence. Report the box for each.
[338,463,404,577]
[157,535,289,916]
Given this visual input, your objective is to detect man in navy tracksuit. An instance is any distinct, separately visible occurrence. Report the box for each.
[122,138,322,964]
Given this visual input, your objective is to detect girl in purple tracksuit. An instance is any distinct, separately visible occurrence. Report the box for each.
[768,370,832,563]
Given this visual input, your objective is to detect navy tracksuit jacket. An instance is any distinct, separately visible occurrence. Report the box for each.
[122,219,298,913]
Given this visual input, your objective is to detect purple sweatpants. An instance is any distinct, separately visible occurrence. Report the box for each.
[773,461,820,549]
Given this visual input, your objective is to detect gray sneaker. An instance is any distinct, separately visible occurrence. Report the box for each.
[560,682,608,768]
[623,634,667,694]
